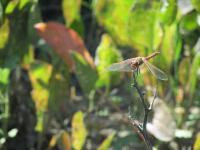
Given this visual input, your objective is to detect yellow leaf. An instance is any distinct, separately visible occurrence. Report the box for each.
[0,19,9,49]
[62,131,71,150]
[49,134,59,148]
[194,132,200,150]
[28,61,52,131]
[97,133,115,150]
[72,111,87,150]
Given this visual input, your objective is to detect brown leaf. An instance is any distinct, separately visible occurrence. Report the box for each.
[34,22,95,70]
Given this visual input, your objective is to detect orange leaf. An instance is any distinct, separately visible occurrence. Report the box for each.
[34,22,95,70]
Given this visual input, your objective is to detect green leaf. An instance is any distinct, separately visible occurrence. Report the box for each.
[71,51,98,95]
[0,19,9,49]
[94,0,162,51]
[191,0,200,12]
[95,34,122,88]
[0,68,10,85]
[29,61,52,131]
[28,3,41,44]
[62,0,82,26]
[93,0,134,46]
[194,132,200,150]
[188,52,200,98]
[48,62,70,118]
[97,133,115,150]
[178,58,190,86]
[72,111,87,150]
[5,0,19,14]
[19,0,31,10]
[128,1,162,50]
[180,11,199,32]
[159,0,177,25]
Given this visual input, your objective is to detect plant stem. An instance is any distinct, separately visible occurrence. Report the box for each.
[132,73,152,150]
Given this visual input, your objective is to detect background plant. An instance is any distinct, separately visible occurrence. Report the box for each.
[0,0,200,149]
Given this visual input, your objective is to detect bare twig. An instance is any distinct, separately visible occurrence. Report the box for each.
[131,72,154,150]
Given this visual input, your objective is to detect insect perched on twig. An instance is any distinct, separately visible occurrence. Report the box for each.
[107,51,168,80]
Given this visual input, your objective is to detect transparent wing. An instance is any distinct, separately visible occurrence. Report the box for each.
[107,60,133,72]
[142,58,168,80]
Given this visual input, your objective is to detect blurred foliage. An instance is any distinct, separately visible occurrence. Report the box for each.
[0,0,199,149]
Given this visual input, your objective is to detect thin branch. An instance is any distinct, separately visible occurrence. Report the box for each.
[131,72,153,150]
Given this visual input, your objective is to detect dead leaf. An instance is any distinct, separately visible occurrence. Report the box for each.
[147,98,176,142]
[34,22,95,70]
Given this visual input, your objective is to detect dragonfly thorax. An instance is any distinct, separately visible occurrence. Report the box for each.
[130,57,143,69]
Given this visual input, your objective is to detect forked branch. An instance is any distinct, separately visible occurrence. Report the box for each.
[130,72,157,150]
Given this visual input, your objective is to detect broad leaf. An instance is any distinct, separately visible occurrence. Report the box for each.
[48,62,70,118]
[93,0,162,51]
[49,130,71,150]
[0,19,9,49]
[191,0,200,12]
[194,132,200,150]
[34,22,94,70]
[159,0,177,25]
[0,68,10,85]
[5,0,19,14]
[188,52,200,98]
[72,111,87,150]
[72,52,98,95]
[97,133,115,150]
[147,98,176,142]
[0,67,10,92]
[62,0,82,26]
[95,34,122,88]
[28,61,52,131]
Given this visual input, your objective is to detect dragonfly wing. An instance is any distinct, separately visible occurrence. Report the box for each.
[142,58,168,80]
[107,61,133,72]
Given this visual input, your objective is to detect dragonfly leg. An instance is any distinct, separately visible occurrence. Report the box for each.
[135,67,140,79]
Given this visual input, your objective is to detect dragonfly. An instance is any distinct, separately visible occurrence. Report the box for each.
[107,51,168,80]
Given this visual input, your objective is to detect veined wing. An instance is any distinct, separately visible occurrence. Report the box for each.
[107,60,133,72]
[142,58,168,80]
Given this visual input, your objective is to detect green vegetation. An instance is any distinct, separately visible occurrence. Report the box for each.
[0,0,200,149]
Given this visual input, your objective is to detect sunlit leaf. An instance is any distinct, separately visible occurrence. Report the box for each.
[8,128,18,138]
[0,68,10,85]
[72,111,87,150]
[159,0,177,25]
[94,0,162,51]
[5,0,19,14]
[97,132,115,150]
[93,0,134,46]
[147,98,176,142]
[34,22,94,70]
[129,1,162,51]
[61,131,71,150]
[0,19,9,49]
[22,46,34,67]
[19,0,31,9]
[49,134,58,148]
[160,23,177,69]
[49,130,71,150]
[72,52,98,95]
[191,0,200,12]
[175,129,192,138]
[62,0,82,26]
[95,34,122,88]
[194,132,200,150]
[28,61,52,131]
